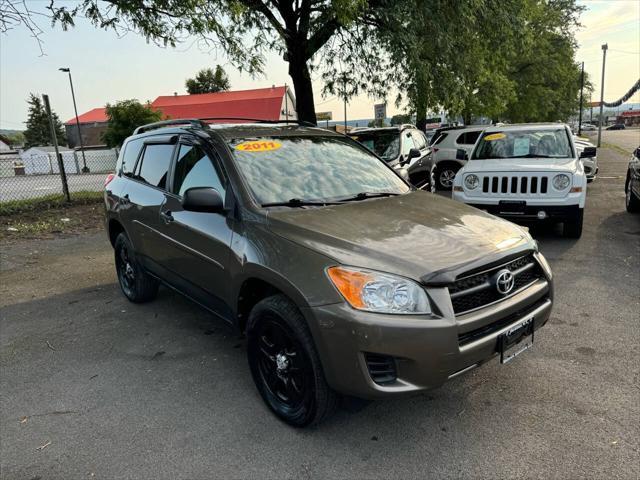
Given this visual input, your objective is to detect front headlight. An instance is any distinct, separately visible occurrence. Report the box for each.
[553,174,571,190]
[464,174,480,190]
[327,266,431,314]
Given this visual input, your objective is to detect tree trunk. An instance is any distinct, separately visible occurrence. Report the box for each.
[415,97,427,131]
[288,51,317,125]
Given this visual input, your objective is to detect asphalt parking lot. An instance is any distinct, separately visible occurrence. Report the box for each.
[1,131,639,479]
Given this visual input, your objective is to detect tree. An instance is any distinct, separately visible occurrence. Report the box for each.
[390,113,412,125]
[185,65,231,94]
[23,93,66,148]
[48,0,381,124]
[102,100,162,148]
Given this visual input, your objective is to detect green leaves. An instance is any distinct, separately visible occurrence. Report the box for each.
[24,94,66,148]
[102,100,162,148]
[185,66,231,94]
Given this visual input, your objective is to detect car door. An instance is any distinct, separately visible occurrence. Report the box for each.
[632,148,640,197]
[155,137,234,316]
[119,137,176,268]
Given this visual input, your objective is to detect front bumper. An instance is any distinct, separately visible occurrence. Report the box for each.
[466,203,581,222]
[305,271,553,399]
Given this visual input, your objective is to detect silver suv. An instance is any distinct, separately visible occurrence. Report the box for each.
[428,126,486,190]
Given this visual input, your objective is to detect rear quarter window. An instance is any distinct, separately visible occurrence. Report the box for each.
[119,138,144,176]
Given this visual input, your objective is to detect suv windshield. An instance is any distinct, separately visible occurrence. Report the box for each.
[348,131,400,161]
[472,128,573,160]
[229,136,409,205]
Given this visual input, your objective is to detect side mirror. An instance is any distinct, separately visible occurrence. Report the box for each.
[408,148,421,160]
[182,187,224,213]
[456,148,469,161]
[579,146,596,159]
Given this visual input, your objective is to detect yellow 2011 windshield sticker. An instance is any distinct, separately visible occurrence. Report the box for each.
[235,140,282,152]
[484,133,506,141]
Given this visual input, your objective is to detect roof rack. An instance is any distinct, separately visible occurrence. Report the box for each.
[133,117,317,135]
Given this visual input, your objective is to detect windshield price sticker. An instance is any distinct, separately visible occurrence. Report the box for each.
[235,140,282,152]
[485,133,506,141]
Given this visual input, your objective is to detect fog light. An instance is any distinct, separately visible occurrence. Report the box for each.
[537,210,547,220]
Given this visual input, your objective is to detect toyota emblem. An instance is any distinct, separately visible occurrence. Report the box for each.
[495,269,515,295]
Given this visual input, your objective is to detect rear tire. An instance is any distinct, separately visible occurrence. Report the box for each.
[114,233,158,303]
[626,179,640,213]
[562,209,584,238]
[247,294,338,427]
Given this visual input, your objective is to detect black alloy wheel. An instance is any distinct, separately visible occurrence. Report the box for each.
[247,295,338,427]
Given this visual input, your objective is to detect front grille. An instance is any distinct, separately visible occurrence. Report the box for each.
[364,353,397,385]
[458,296,548,346]
[448,254,543,315]
[481,175,549,194]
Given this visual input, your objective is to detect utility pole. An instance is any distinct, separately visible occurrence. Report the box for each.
[578,61,584,136]
[43,94,70,202]
[597,44,608,147]
[59,68,89,172]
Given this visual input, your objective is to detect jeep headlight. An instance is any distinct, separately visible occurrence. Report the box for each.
[327,266,431,314]
[553,174,570,190]
[464,174,480,190]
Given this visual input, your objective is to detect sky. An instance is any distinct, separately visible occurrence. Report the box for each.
[1,0,639,130]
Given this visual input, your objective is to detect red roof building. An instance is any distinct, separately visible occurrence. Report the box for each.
[64,86,296,147]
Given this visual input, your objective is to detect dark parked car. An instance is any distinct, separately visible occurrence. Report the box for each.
[347,125,431,188]
[104,118,553,427]
[626,146,640,213]
[606,124,626,130]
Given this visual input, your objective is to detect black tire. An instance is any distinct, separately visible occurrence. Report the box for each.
[625,179,640,213]
[562,209,584,238]
[247,294,338,427]
[434,164,459,190]
[114,232,158,303]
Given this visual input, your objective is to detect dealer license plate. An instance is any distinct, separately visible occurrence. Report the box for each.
[499,317,534,364]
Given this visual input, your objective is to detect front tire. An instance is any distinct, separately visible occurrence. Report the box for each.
[434,165,459,190]
[562,209,584,238]
[247,295,338,427]
[625,179,640,213]
[114,233,158,303]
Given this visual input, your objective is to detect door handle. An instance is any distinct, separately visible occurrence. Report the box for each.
[160,210,174,223]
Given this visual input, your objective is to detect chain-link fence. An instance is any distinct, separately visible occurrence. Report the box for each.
[0,149,118,203]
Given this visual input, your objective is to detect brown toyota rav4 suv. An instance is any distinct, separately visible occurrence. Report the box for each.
[104,118,553,427]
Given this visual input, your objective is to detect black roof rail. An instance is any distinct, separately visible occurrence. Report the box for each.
[133,119,208,135]
[133,117,317,135]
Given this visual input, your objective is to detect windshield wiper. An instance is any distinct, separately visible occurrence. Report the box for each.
[261,198,342,208]
[334,191,400,202]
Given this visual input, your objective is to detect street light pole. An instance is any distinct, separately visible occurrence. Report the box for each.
[596,44,607,148]
[59,67,89,173]
[578,61,584,136]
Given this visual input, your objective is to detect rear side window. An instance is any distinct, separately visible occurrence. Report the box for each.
[433,132,448,146]
[457,131,482,145]
[135,144,174,189]
[120,138,144,176]
[172,144,226,197]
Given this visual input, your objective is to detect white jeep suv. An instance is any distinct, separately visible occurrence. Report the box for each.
[452,124,590,238]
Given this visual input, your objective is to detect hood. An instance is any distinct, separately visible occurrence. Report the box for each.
[463,157,578,173]
[266,191,534,283]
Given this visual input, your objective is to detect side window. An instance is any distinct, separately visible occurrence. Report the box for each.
[135,144,174,189]
[457,131,482,145]
[120,138,144,176]
[433,132,448,146]
[172,144,226,198]
[402,132,416,153]
[411,130,427,149]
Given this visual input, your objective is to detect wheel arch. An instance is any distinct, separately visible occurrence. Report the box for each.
[233,268,312,334]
